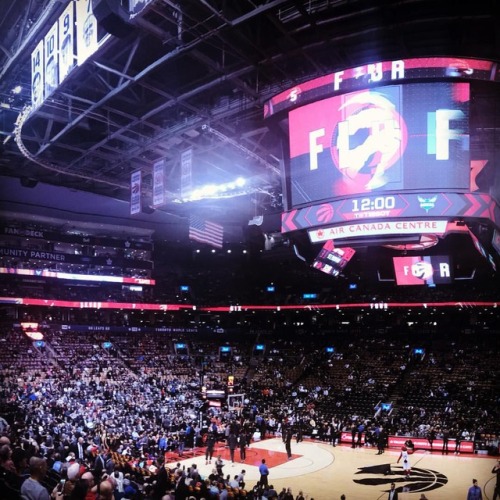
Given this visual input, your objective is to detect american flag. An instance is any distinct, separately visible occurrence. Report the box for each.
[189,216,224,248]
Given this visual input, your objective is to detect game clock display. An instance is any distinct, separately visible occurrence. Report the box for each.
[282,191,493,234]
[351,195,397,213]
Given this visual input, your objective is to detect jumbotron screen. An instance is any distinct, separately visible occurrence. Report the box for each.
[288,82,469,207]
[312,240,355,277]
[393,255,452,285]
[275,57,500,246]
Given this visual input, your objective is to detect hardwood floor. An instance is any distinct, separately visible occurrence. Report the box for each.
[166,437,498,499]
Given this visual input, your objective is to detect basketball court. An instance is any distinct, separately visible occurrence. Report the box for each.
[165,437,498,499]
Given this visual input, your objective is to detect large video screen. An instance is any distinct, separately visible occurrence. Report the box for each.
[312,240,355,277]
[393,255,452,285]
[288,82,470,208]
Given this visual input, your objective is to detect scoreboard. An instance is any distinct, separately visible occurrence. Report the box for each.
[269,57,500,251]
[285,192,493,239]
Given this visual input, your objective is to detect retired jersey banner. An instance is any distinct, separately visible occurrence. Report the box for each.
[31,39,44,109]
[130,170,142,215]
[180,148,193,200]
[58,1,75,83]
[76,0,98,67]
[152,160,165,207]
[44,22,59,98]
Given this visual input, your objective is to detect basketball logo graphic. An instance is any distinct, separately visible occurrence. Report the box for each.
[316,204,334,223]
[331,91,407,191]
[411,261,434,280]
[353,464,448,494]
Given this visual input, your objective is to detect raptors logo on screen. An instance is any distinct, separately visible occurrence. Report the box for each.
[331,91,407,191]
[410,260,434,280]
[287,82,470,208]
[393,255,452,285]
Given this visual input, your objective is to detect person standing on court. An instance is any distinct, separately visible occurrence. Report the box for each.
[227,432,238,464]
[388,482,399,500]
[205,431,216,464]
[377,427,387,455]
[427,427,436,451]
[350,422,357,448]
[259,458,269,487]
[466,478,483,500]
[238,432,247,462]
[441,427,450,454]
[492,461,500,500]
[284,426,293,459]
[397,445,411,479]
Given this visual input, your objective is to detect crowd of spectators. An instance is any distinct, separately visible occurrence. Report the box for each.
[0,326,498,499]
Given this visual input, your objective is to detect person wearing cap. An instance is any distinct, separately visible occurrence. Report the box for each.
[466,478,483,500]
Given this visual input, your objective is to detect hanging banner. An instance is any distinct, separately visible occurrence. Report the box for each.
[58,1,75,83]
[76,0,98,66]
[31,39,44,109]
[130,170,142,215]
[152,160,165,207]
[180,148,193,200]
[44,21,59,98]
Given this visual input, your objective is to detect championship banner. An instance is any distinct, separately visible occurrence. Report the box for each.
[152,160,165,207]
[44,21,59,98]
[58,1,75,83]
[180,148,193,200]
[31,39,44,109]
[76,0,98,66]
[130,170,142,215]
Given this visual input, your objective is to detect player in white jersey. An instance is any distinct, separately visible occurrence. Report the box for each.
[397,446,411,478]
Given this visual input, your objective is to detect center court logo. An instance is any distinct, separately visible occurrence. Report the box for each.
[353,463,448,494]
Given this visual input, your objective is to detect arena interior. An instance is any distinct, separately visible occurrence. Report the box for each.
[0,1,499,499]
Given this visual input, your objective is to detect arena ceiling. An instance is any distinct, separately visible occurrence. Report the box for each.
[0,0,499,250]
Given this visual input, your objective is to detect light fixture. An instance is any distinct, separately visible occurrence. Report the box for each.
[180,177,251,202]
